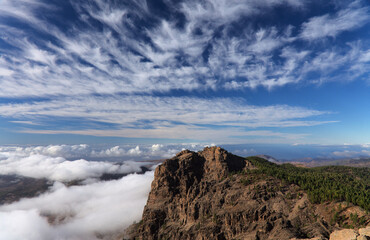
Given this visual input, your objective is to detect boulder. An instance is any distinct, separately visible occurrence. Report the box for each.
[357,235,369,240]
[359,227,370,237]
[330,229,358,240]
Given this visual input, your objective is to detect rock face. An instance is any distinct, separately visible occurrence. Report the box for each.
[329,227,370,240]
[127,147,365,240]
[329,229,358,240]
[359,226,370,237]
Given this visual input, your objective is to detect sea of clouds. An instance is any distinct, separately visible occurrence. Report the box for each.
[0,143,209,240]
[0,143,209,160]
[0,143,211,181]
[0,172,153,240]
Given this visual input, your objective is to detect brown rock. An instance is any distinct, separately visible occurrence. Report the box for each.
[290,238,324,240]
[357,235,369,240]
[127,147,335,240]
[330,229,358,240]
[359,227,370,237]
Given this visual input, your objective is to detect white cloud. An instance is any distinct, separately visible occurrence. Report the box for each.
[0,144,91,159]
[300,43,370,84]
[332,150,357,158]
[20,128,313,145]
[0,67,14,77]
[332,149,370,158]
[0,0,367,98]
[127,146,142,156]
[0,95,332,128]
[151,144,163,152]
[0,171,154,240]
[232,148,257,156]
[0,0,52,27]
[9,120,40,125]
[300,2,369,40]
[89,144,180,159]
[91,146,126,158]
[0,209,54,240]
[0,143,212,163]
[0,145,155,181]
[0,95,336,143]
[0,0,368,145]
[0,0,309,98]
[180,0,304,28]
[0,153,146,182]
[0,143,158,239]
[247,28,287,54]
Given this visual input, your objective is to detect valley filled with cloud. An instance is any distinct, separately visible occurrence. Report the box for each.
[0,145,162,239]
[0,172,153,240]
[0,142,369,239]
[0,143,220,239]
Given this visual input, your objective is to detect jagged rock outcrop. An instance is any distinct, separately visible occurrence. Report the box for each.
[126,147,366,240]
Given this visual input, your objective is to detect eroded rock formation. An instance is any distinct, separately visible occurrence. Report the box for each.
[126,147,368,240]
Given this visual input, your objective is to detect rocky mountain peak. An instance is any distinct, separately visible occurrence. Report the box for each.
[126,147,368,240]
[199,146,251,180]
[149,147,249,200]
[161,146,251,183]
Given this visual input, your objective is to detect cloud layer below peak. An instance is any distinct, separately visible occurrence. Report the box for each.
[0,172,154,240]
[0,144,158,239]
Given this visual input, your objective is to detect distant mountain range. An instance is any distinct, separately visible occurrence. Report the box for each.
[290,157,370,168]
[255,154,370,168]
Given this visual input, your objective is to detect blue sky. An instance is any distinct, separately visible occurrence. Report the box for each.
[0,0,369,157]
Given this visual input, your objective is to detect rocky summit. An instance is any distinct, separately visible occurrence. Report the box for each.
[126,147,369,240]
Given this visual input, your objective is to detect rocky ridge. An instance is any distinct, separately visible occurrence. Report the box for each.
[127,147,368,240]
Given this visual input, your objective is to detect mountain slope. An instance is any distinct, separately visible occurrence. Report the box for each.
[126,147,369,240]
[248,157,369,212]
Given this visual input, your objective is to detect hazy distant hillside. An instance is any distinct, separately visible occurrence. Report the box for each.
[0,175,50,205]
[289,158,370,168]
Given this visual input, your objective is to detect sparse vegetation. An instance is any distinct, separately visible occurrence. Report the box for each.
[350,213,367,228]
[240,177,250,186]
[195,222,201,230]
[247,157,370,211]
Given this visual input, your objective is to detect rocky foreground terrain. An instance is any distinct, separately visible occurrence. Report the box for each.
[126,147,369,240]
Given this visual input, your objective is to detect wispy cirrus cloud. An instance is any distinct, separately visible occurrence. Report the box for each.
[0,96,330,126]
[300,1,370,40]
[0,0,368,99]
[0,95,335,142]
[0,0,368,144]
[20,128,312,144]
